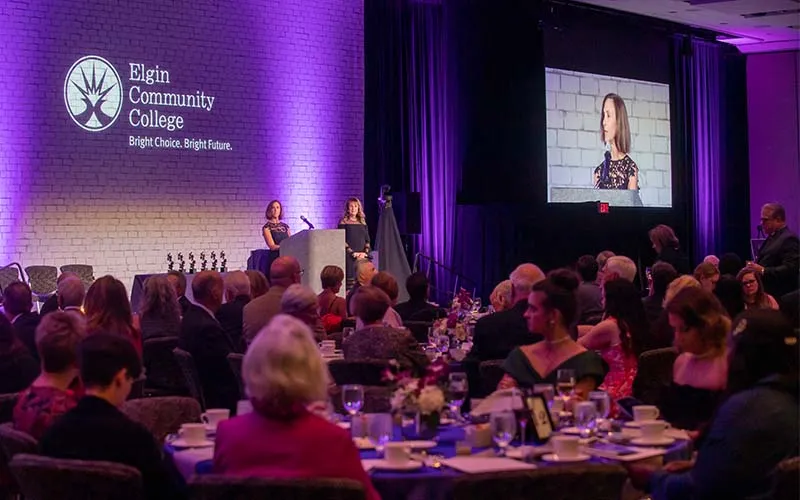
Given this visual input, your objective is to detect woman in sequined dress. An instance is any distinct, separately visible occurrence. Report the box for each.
[594,93,639,190]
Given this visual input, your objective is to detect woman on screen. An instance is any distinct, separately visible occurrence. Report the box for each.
[594,93,639,190]
[262,200,290,279]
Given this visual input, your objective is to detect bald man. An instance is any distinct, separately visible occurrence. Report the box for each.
[39,271,80,317]
[242,256,302,345]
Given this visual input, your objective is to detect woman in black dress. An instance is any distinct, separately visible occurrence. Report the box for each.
[337,197,370,289]
[649,224,689,275]
[262,200,290,279]
[594,93,639,190]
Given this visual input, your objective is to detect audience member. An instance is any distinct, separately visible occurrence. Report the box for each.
[138,276,181,341]
[488,280,513,313]
[242,256,301,345]
[166,270,191,315]
[0,314,39,393]
[693,262,720,293]
[718,252,744,277]
[468,263,545,363]
[751,203,799,298]
[179,271,239,411]
[245,270,269,299]
[57,277,85,318]
[643,261,677,326]
[738,267,779,310]
[602,255,637,284]
[39,334,182,500]
[575,255,603,325]
[317,265,347,333]
[650,275,701,350]
[702,254,719,268]
[345,260,377,316]
[281,284,326,342]
[499,269,607,398]
[39,272,80,317]
[395,272,444,321]
[629,310,798,499]
[215,271,251,352]
[649,224,689,274]
[370,271,403,329]
[13,312,84,439]
[595,250,616,284]
[2,281,40,360]
[213,315,380,500]
[343,286,427,373]
[85,276,142,356]
[713,275,745,319]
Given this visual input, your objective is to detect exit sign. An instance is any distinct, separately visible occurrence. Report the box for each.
[598,202,610,214]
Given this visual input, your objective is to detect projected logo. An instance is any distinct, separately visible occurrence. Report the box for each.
[64,56,123,132]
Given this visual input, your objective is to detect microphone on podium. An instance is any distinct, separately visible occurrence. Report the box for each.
[598,141,612,186]
[300,215,315,230]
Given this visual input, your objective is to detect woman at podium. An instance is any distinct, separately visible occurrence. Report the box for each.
[262,200,290,279]
[593,93,639,190]
[338,197,371,289]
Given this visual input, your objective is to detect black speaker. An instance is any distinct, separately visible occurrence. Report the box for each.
[392,192,422,235]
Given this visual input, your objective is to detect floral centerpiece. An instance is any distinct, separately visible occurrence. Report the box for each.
[433,288,476,343]
[384,358,449,438]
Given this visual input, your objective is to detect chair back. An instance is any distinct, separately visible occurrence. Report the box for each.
[142,337,186,395]
[121,396,201,444]
[452,464,626,500]
[478,360,506,395]
[0,393,19,424]
[0,266,23,294]
[59,265,95,290]
[23,266,58,297]
[226,353,245,397]
[10,453,142,500]
[0,423,38,463]
[404,320,433,344]
[188,475,365,500]
[327,359,391,386]
[173,347,206,410]
[632,347,678,406]
[774,456,800,500]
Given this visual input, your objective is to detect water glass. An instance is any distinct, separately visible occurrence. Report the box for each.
[574,401,597,438]
[589,391,611,419]
[342,384,364,417]
[447,373,469,420]
[490,411,517,456]
[437,334,451,354]
[427,327,438,346]
[471,298,482,313]
[533,384,555,404]
[556,369,576,398]
[366,413,393,453]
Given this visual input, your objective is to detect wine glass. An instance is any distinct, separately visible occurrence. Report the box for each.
[533,384,555,405]
[427,326,438,347]
[589,391,611,432]
[366,413,393,454]
[447,373,469,421]
[511,389,530,446]
[490,411,517,456]
[574,401,597,438]
[556,369,576,398]
[471,297,482,313]
[342,384,364,417]
[437,334,451,354]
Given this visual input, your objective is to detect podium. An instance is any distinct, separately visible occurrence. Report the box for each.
[550,187,644,207]
[280,229,346,298]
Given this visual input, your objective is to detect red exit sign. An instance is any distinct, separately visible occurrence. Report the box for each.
[598,202,610,214]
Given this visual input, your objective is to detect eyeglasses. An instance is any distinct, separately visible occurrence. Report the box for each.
[299,269,305,277]
[742,279,757,286]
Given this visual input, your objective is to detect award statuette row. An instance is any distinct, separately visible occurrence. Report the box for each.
[167,252,227,273]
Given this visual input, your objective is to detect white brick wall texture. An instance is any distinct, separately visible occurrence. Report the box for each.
[545,68,672,207]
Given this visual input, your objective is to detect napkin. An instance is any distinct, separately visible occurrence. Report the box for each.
[439,457,537,474]
[470,389,524,416]
[361,459,382,472]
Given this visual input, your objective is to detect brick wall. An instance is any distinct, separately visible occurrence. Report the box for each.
[545,68,672,207]
[0,0,363,290]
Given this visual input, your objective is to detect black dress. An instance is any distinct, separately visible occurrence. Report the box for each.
[594,155,639,189]
[262,221,290,280]
[338,220,370,288]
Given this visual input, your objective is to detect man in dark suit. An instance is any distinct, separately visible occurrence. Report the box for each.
[394,272,445,323]
[179,271,239,411]
[38,271,81,318]
[2,281,40,360]
[752,203,800,299]
[40,334,183,500]
[242,256,301,345]
[167,270,191,315]
[575,255,603,325]
[215,271,251,353]
[467,263,546,363]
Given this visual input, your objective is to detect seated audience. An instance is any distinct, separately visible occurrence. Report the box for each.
[629,309,798,499]
[575,255,603,325]
[643,262,677,326]
[395,272,444,321]
[713,275,745,319]
[166,270,191,316]
[243,257,301,345]
[213,315,380,500]
[602,255,637,284]
[179,271,239,411]
[578,279,647,404]
[649,224,690,274]
[85,276,142,355]
[661,287,729,430]
[245,270,269,299]
[370,271,403,329]
[343,286,427,373]
[345,259,377,316]
[39,272,80,317]
[0,314,39,394]
[318,265,347,333]
[751,202,799,299]
[650,275,701,350]
[3,281,40,360]
[39,334,182,500]
[468,264,546,363]
[488,280,513,313]
[138,276,181,341]
[14,312,84,439]
[702,254,719,268]
[738,267,779,310]
[718,252,744,277]
[56,277,85,318]
[216,271,251,352]
[595,250,616,284]
[281,284,326,342]
[693,262,720,293]
[499,269,607,398]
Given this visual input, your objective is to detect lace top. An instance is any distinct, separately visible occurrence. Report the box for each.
[594,155,639,189]
[263,221,290,245]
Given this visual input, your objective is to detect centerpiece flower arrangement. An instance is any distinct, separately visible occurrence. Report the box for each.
[383,358,449,438]
[433,288,476,342]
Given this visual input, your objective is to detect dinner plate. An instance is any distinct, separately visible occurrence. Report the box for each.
[370,460,423,471]
[540,453,591,463]
[402,440,437,450]
[630,436,675,446]
[170,438,214,449]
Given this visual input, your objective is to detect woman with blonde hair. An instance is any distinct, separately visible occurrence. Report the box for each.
[694,262,721,293]
[338,197,371,289]
[213,315,379,500]
[138,276,181,340]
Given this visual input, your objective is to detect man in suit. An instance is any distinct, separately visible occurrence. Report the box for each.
[394,272,445,322]
[40,334,182,500]
[179,271,239,411]
[39,271,80,317]
[3,281,40,360]
[575,255,604,325]
[751,203,800,299]
[215,271,251,353]
[57,277,85,320]
[242,256,301,345]
[167,270,191,315]
[467,263,546,363]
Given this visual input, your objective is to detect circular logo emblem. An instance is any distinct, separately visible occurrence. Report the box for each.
[64,56,123,131]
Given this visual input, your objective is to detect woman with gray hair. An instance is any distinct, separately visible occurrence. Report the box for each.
[280,284,327,342]
[212,315,379,500]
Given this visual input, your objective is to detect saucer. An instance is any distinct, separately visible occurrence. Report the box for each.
[170,438,214,449]
[624,420,666,428]
[371,460,423,471]
[506,446,549,460]
[631,436,675,446]
[559,426,583,436]
[541,453,591,463]
[402,440,437,450]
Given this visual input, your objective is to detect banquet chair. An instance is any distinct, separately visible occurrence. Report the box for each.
[0,394,19,424]
[24,266,58,312]
[327,359,391,387]
[774,456,800,500]
[59,264,95,290]
[478,360,506,395]
[632,347,678,406]
[142,337,187,396]
[404,320,433,344]
[226,353,245,397]
[121,396,202,444]
[188,475,365,500]
[10,453,142,500]
[0,423,38,463]
[173,348,207,410]
[0,265,23,296]
[452,464,627,500]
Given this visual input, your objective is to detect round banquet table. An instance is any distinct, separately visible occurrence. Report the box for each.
[166,423,691,500]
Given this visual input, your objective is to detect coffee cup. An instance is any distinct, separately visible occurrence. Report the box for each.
[632,405,660,422]
[179,423,206,445]
[202,409,230,427]
[384,442,411,465]
[552,435,580,459]
[640,420,669,440]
